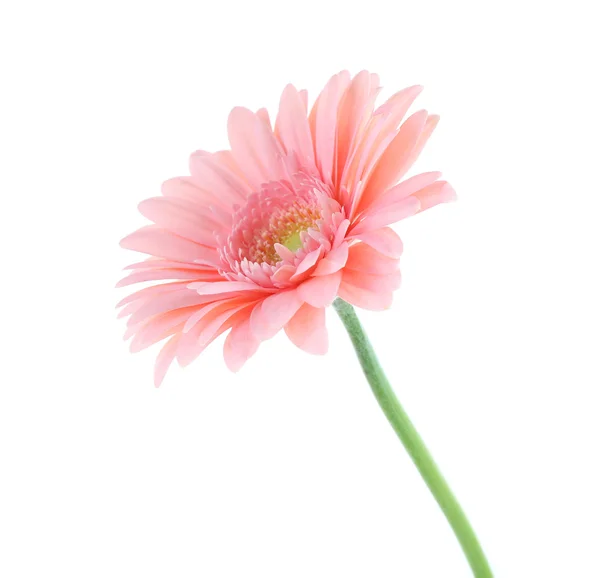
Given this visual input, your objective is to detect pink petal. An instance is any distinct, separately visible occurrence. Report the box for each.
[344,84,424,213]
[404,114,440,170]
[188,151,251,206]
[313,242,349,276]
[183,299,237,333]
[336,71,380,186]
[177,302,252,367]
[223,317,260,372]
[194,304,251,354]
[256,107,271,129]
[298,89,308,111]
[337,282,394,311]
[130,309,192,353]
[345,115,394,214]
[227,107,285,189]
[342,268,401,293]
[289,247,323,282]
[275,84,316,170]
[116,281,188,309]
[161,176,220,208]
[120,225,220,266]
[350,228,404,259]
[126,290,214,328]
[249,289,303,340]
[297,271,342,308]
[414,181,457,212]
[360,110,428,208]
[154,335,180,388]
[350,196,421,235]
[138,196,222,246]
[188,281,271,296]
[368,171,442,212]
[345,243,400,276]
[312,71,351,186]
[116,268,220,288]
[271,264,296,285]
[123,322,143,341]
[284,303,328,355]
[274,242,296,263]
[373,85,423,118]
[332,219,351,248]
[124,259,210,271]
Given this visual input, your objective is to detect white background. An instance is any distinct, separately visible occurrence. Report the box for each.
[1,1,599,576]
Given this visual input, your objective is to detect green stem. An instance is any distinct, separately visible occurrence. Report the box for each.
[333,298,493,578]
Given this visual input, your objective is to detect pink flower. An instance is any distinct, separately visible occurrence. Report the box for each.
[118,70,456,386]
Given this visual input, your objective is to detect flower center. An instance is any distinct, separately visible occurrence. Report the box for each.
[249,200,321,265]
[222,177,324,268]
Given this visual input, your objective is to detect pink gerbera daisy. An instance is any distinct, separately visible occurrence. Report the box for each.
[118,70,456,386]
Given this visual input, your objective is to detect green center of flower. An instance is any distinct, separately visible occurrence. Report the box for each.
[282,230,303,252]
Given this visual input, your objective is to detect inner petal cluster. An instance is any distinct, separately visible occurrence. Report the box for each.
[243,193,321,266]
[219,174,342,287]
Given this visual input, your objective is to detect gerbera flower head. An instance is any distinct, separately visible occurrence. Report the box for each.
[118,70,456,385]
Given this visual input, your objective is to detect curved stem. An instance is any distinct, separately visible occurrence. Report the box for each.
[333,298,493,578]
